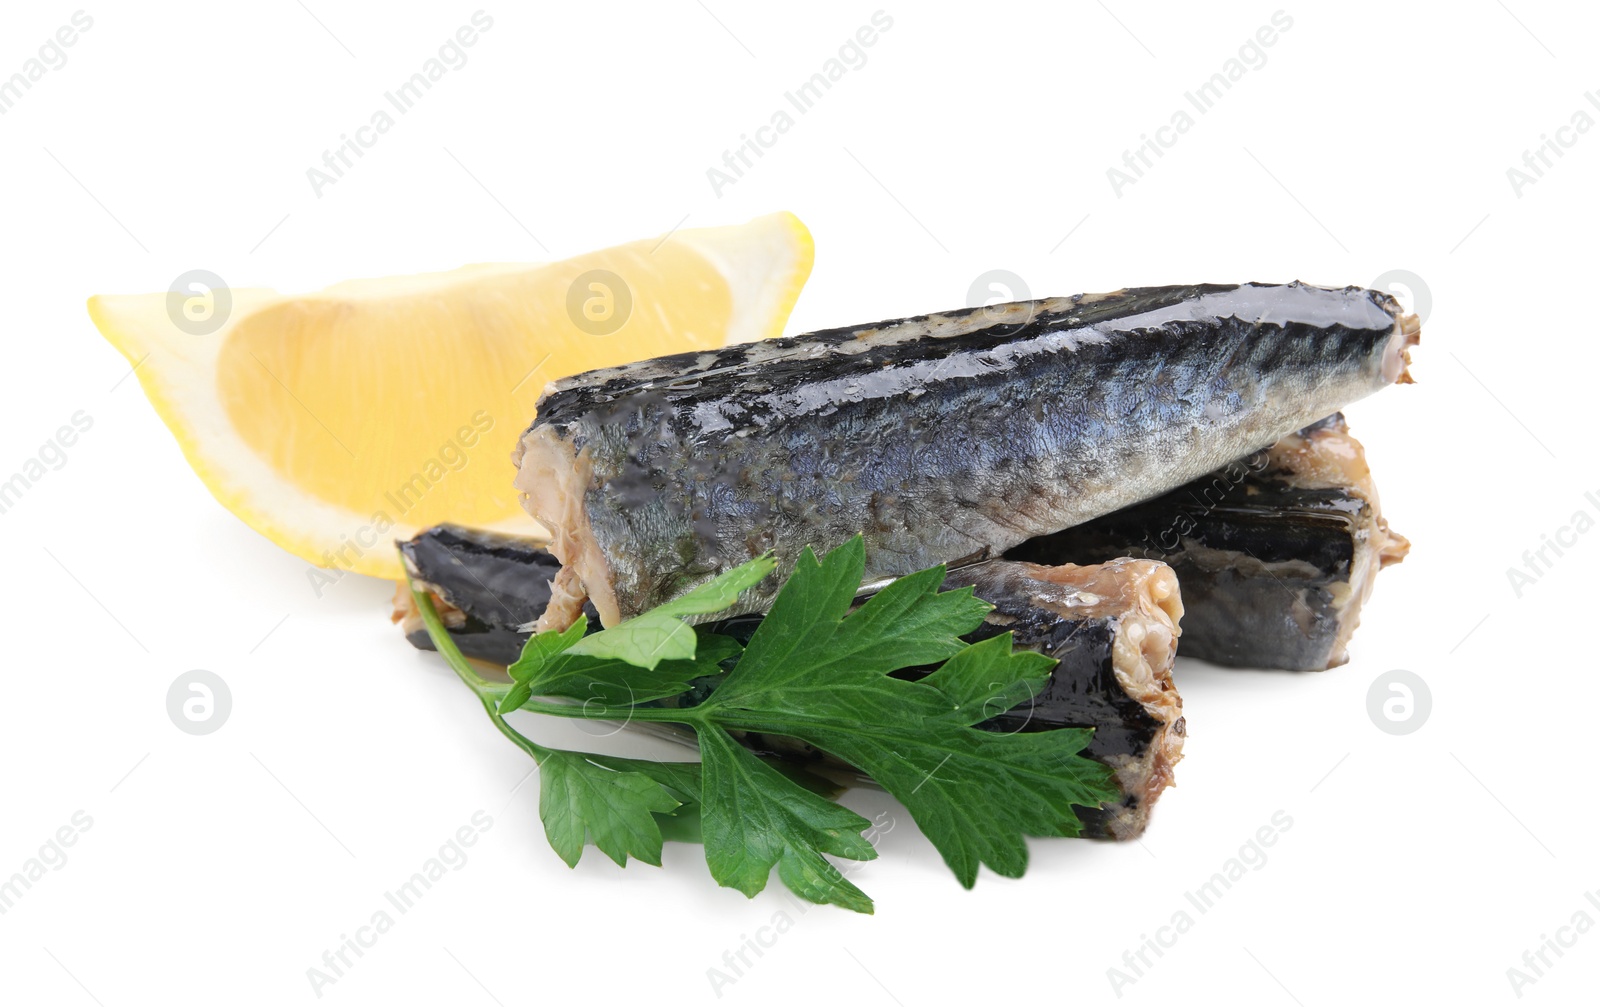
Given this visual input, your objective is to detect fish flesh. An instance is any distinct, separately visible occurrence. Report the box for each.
[395,525,1184,840]
[1010,413,1408,670]
[512,282,1419,631]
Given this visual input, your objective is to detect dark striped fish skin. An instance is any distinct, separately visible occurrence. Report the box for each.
[1010,413,1408,671]
[397,524,595,665]
[514,282,1417,629]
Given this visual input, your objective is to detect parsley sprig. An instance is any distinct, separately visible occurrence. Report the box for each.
[408,535,1118,913]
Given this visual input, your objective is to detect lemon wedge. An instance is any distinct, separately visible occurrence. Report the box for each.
[89,212,814,579]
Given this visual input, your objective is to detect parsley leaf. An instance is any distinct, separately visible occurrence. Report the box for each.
[538,752,682,868]
[408,536,1121,914]
[688,538,1119,891]
[565,554,776,668]
[507,616,588,681]
[920,632,1056,726]
[501,622,738,713]
[409,587,691,868]
[698,727,878,913]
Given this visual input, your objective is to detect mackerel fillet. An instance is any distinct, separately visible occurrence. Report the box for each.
[513,282,1418,628]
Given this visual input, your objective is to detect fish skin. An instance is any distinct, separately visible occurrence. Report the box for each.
[514,281,1413,626]
[1010,413,1409,671]
[398,524,596,665]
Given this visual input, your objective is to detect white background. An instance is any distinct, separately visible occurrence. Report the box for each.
[1,1,1595,1004]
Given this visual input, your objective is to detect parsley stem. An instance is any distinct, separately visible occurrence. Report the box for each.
[409,581,552,761]
[485,699,550,762]
[516,697,707,726]
[408,586,508,697]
